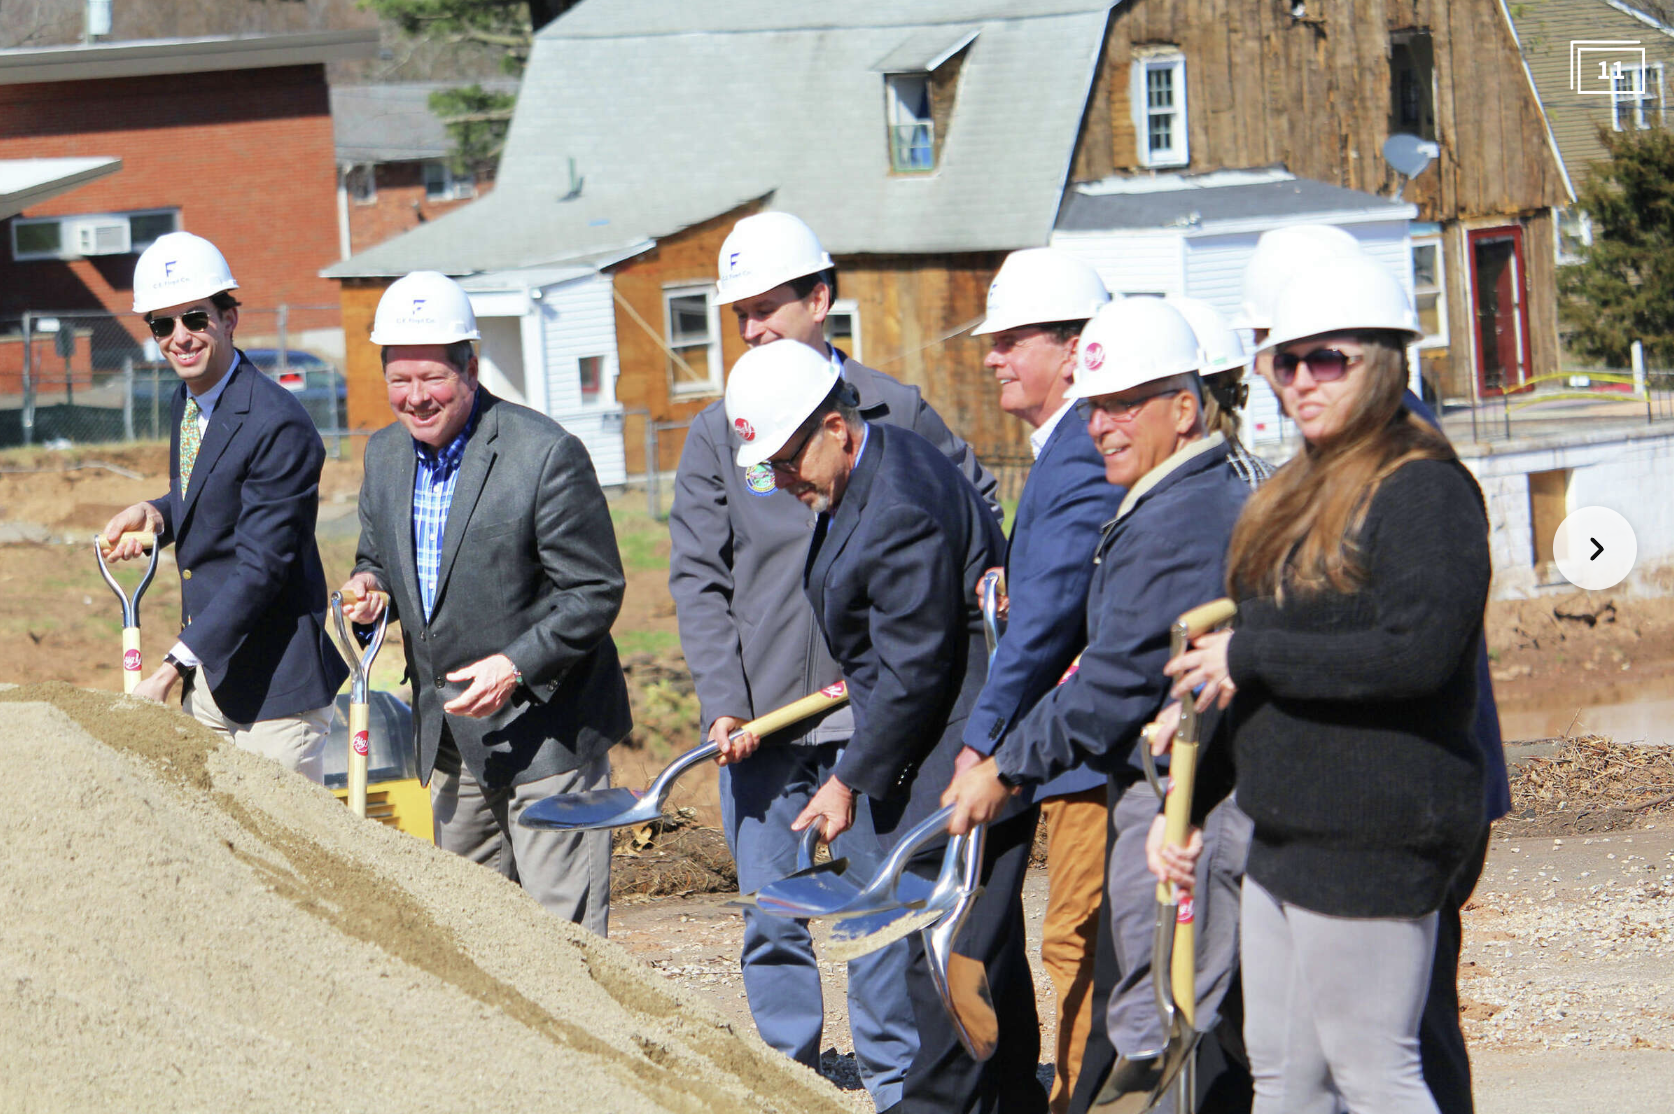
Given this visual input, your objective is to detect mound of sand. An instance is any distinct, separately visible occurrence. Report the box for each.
[0,683,845,1114]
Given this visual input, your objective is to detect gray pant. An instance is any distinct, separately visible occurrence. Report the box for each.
[431,735,612,936]
[1104,776,1252,1057]
[1241,877,1440,1114]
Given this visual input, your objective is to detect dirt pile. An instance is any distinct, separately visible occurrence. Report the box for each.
[1503,736,1674,836]
[0,683,845,1114]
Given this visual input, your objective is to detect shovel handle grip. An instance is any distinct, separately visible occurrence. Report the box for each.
[743,682,848,739]
[336,587,391,609]
[97,530,155,553]
[1173,597,1237,644]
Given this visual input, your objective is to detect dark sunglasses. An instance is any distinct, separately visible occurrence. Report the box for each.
[766,422,820,476]
[1272,348,1358,387]
[145,310,213,340]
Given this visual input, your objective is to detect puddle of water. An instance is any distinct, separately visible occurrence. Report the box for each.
[1500,698,1674,746]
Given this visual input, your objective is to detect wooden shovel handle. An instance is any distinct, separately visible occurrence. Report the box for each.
[97,530,155,553]
[336,587,391,609]
[1176,597,1237,641]
[742,683,849,738]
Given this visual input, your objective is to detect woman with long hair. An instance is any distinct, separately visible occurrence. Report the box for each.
[1153,254,1489,1114]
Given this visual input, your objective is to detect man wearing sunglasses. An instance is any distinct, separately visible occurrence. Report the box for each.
[101,232,346,779]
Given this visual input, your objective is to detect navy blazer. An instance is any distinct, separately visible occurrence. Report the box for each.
[963,411,1127,800]
[152,354,347,723]
[804,422,1007,839]
[994,437,1250,788]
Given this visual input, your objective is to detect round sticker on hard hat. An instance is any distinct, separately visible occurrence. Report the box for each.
[744,463,776,495]
[1083,342,1106,371]
[734,417,755,442]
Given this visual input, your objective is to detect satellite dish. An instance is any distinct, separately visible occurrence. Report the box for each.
[1383,133,1440,179]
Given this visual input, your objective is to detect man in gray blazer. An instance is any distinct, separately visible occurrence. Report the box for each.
[342,271,630,935]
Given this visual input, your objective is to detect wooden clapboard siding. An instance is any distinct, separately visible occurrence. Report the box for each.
[1511,0,1674,189]
[340,278,392,431]
[1076,0,1569,220]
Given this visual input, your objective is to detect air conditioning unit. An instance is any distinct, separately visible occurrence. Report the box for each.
[70,217,131,257]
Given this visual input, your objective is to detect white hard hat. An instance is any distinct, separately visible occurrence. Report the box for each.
[370,271,481,345]
[1258,254,1423,353]
[132,232,238,314]
[972,248,1112,335]
[1066,297,1205,400]
[724,340,842,468]
[1164,296,1248,375]
[1232,224,1364,331]
[715,212,835,305]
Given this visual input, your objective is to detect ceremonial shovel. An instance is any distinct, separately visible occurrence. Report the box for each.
[520,683,850,832]
[95,531,160,694]
[331,587,389,819]
[1095,598,1237,1113]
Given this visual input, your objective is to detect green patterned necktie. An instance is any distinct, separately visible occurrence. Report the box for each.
[179,395,202,494]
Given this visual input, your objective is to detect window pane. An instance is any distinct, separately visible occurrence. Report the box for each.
[668,294,711,346]
[579,355,602,397]
[14,220,61,256]
[128,211,177,249]
[888,74,931,125]
[891,124,934,171]
[1147,67,1174,110]
[1149,113,1172,153]
[669,343,710,385]
[424,161,448,200]
[824,311,855,348]
[1413,243,1438,289]
[1416,292,1441,339]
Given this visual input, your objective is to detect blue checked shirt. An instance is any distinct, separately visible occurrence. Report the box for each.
[412,397,480,620]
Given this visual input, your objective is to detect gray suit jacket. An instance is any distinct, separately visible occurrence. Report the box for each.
[353,390,631,789]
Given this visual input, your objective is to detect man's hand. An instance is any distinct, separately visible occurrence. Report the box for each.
[131,661,180,705]
[974,565,1009,622]
[1146,812,1203,891]
[792,775,856,842]
[443,653,520,717]
[953,744,987,779]
[338,571,388,625]
[940,755,1018,835]
[100,502,163,561]
[1145,702,1183,757]
[710,715,761,767]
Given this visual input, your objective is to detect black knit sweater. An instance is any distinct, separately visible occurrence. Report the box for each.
[1204,458,1489,919]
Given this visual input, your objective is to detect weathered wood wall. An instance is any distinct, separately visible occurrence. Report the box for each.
[339,278,392,431]
[1074,0,1569,221]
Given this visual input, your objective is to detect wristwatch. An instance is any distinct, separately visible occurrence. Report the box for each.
[163,651,195,679]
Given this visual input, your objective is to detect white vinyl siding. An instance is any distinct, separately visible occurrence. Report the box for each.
[540,271,626,486]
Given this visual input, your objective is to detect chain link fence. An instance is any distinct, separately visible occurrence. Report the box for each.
[0,305,343,449]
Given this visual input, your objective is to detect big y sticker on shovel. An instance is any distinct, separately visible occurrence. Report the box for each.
[353,729,370,757]
[123,649,142,674]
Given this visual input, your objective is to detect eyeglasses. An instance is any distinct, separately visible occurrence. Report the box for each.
[1074,388,1177,423]
[145,310,213,340]
[766,423,820,476]
[1271,348,1359,387]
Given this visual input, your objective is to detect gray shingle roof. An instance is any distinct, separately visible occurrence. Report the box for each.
[325,1,1114,278]
[1056,170,1414,232]
[331,82,519,164]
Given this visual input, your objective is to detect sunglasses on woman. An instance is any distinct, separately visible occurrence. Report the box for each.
[145,310,213,340]
[1271,348,1359,387]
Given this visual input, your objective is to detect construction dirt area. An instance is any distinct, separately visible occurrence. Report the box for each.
[2,443,1672,1110]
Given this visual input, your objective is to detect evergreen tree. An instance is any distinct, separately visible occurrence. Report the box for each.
[1560,126,1674,366]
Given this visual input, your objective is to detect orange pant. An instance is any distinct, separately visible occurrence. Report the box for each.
[1040,786,1109,1114]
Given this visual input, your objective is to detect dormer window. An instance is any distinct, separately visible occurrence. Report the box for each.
[1132,49,1188,168]
[886,73,935,172]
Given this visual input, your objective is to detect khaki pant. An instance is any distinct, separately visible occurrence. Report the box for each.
[1040,785,1108,1114]
[430,733,612,936]
[183,679,333,784]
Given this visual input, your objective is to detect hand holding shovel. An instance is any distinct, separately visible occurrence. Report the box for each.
[331,585,390,819]
[94,530,160,694]
[519,683,850,832]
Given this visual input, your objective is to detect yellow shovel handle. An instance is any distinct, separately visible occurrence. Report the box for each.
[347,699,370,818]
[121,626,142,694]
[743,683,849,738]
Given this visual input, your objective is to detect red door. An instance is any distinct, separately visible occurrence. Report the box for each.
[1469,227,1532,397]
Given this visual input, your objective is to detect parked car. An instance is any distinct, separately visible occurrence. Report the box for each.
[243,348,347,431]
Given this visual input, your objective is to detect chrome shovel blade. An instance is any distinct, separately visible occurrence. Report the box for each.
[519,787,652,831]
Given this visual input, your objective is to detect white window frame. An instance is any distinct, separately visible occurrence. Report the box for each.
[663,283,723,396]
[346,163,377,204]
[577,354,606,403]
[423,159,476,202]
[823,298,863,362]
[1554,206,1594,266]
[11,207,179,262]
[1411,236,1447,349]
[885,72,935,172]
[1132,51,1188,169]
